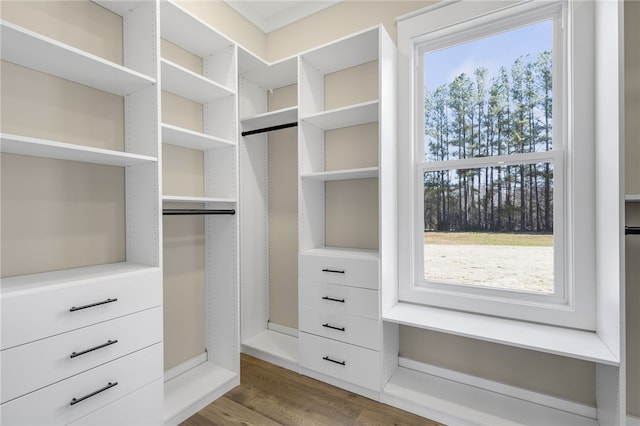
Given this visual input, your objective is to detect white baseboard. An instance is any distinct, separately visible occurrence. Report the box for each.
[267,321,299,338]
[383,363,599,426]
[399,357,597,419]
[164,352,208,382]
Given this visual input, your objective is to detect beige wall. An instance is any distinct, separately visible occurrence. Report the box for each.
[0,2,126,278]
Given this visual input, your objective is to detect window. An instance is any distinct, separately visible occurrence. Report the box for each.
[397,1,597,330]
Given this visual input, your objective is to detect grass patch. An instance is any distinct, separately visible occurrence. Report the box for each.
[424,231,553,247]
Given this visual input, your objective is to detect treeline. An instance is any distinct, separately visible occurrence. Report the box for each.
[424,50,553,233]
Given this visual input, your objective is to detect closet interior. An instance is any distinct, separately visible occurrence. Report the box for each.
[158,2,239,424]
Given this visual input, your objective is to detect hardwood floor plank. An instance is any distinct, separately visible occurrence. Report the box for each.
[181,354,444,426]
[195,396,281,426]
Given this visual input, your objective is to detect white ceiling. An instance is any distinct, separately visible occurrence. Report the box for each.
[224,0,342,33]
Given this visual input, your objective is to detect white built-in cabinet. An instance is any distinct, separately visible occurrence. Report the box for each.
[238,25,398,399]
[158,2,240,425]
[297,25,399,398]
[0,1,163,424]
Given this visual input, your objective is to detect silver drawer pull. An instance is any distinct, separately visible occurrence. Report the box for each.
[322,356,346,366]
[322,323,345,332]
[70,382,118,406]
[70,298,118,312]
[322,296,345,303]
[322,268,345,274]
[70,339,118,359]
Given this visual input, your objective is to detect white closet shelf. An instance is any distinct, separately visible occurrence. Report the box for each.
[161,59,234,103]
[162,124,234,151]
[92,0,145,16]
[625,195,640,202]
[0,262,159,293]
[162,196,237,204]
[164,362,238,425]
[300,247,380,260]
[240,107,298,134]
[301,100,378,130]
[300,167,379,181]
[0,133,157,166]
[383,303,619,366]
[160,0,233,58]
[300,26,379,75]
[0,20,155,96]
[238,48,297,89]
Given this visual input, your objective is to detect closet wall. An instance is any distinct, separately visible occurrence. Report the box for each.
[0,1,126,278]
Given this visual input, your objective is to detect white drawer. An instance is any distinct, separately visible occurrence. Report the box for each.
[299,332,381,391]
[68,378,163,426]
[299,280,379,320]
[299,254,379,290]
[0,343,162,426]
[1,307,162,404]
[299,306,380,350]
[1,265,161,349]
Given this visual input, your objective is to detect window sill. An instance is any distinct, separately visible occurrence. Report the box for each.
[383,302,619,365]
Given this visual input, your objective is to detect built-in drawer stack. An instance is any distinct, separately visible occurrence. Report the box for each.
[298,250,382,391]
[0,265,163,425]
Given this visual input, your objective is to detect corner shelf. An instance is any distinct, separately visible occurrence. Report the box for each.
[301,100,378,130]
[0,133,157,166]
[162,124,235,151]
[0,20,155,96]
[300,167,379,181]
[162,195,237,204]
[161,59,234,103]
[625,195,640,202]
[240,107,298,134]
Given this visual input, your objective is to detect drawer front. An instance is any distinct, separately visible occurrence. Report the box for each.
[299,306,380,350]
[67,378,163,426]
[299,254,379,290]
[299,332,381,391]
[1,268,161,350]
[299,280,379,320]
[1,307,162,404]
[0,343,162,426]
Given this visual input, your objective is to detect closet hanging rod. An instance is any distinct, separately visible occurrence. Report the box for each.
[163,209,236,216]
[626,226,640,235]
[241,121,297,137]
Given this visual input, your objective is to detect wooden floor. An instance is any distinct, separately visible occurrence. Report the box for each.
[181,354,443,426]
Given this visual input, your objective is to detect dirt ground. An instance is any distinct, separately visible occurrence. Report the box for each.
[423,244,554,293]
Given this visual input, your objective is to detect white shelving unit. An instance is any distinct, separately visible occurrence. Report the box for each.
[297,25,398,399]
[238,46,299,370]
[0,1,162,424]
[158,1,239,425]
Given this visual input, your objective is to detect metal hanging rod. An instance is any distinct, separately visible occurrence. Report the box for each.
[241,122,297,137]
[626,226,640,235]
[163,209,236,216]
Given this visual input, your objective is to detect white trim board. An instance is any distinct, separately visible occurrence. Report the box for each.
[382,365,599,426]
[398,357,597,419]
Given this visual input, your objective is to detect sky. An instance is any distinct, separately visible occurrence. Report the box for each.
[424,20,553,92]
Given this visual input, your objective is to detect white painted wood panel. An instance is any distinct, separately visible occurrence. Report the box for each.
[0,265,161,350]
[1,307,162,404]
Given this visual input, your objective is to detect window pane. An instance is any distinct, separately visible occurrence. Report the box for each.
[423,163,554,293]
[423,21,553,162]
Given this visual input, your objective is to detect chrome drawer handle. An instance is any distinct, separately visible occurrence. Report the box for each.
[322,323,345,332]
[70,298,118,312]
[70,381,118,406]
[70,339,118,359]
[322,356,346,366]
[322,296,345,303]
[322,268,345,274]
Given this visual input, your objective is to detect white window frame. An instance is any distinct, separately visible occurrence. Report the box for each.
[397,0,597,330]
